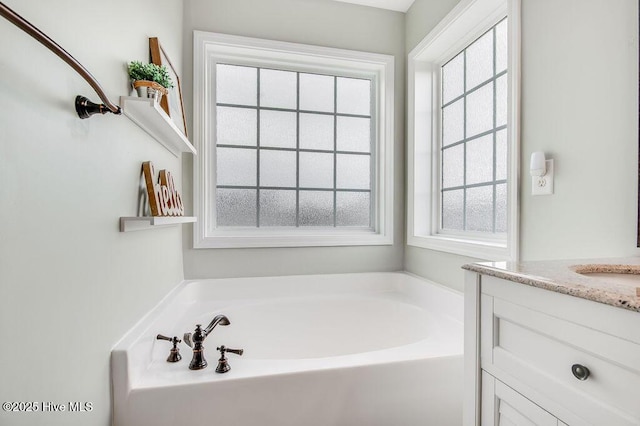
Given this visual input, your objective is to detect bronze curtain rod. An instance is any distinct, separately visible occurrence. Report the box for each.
[0,1,121,118]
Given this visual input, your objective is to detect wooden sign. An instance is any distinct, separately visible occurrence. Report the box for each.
[142,161,184,217]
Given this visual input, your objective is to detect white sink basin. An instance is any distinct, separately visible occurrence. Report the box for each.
[578,271,640,286]
[573,265,640,288]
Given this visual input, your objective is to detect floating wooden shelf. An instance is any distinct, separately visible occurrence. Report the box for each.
[119,216,197,232]
[120,96,196,157]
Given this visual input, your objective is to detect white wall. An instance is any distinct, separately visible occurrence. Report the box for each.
[181,0,406,278]
[0,1,184,425]
[404,0,639,291]
[404,0,460,52]
[519,0,638,260]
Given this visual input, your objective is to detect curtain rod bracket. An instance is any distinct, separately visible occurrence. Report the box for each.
[75,96,122,119]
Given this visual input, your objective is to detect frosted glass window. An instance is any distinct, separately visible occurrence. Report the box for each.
[439,18,508,235]
[442,144,464,188]
[260,110,296,148]
[466,82,494,137]
[214,63,373,229]
[336,192,370,227]
[260,150,296,188]
[217,189,257,226]
[466,134,493,185]
[496,75,507,127]
[337,117,370,153]
[466,30,494,90]
[442,53,464,104]
[217,107,257,146]
[495,19,508,74]
[337,77,370,115]
[300,73,334,112]
[216,64,257,106]
[442,99,464,146]
[442,190,464,230]
[299,191,334,226]
[496,129,507,181]
[495,183,507,233]
[260,69,296,109]
[260,190,296,226]
[299,113,334,151]
[466,185,493,232]
[217,148,256,186]
[299,152,333,188]
[337,154,370,190]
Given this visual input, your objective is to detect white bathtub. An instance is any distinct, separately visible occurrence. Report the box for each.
[111,272,463,426]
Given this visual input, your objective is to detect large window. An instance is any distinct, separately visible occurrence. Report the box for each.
[407,0,520,260]
[440,18,508,234]
[193,32,394,248]
[215,65,373,228]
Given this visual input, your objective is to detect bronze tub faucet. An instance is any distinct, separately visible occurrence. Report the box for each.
[184,314,230,370]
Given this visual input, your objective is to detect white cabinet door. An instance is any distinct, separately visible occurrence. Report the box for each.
[482,372,559,426]
[479,276,640,425]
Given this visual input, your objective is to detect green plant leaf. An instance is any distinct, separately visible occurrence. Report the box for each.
[127,61,174,88]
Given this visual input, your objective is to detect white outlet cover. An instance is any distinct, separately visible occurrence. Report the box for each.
[532,159,554,196]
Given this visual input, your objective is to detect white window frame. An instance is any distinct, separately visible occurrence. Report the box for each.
[407,0,521,261]
[193,31,394,249]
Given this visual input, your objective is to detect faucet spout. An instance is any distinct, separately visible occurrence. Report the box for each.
[203,314,230,337]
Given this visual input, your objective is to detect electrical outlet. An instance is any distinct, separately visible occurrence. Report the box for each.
[532,159,554,196]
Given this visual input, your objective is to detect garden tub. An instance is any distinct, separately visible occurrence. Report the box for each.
[111,272,463,426]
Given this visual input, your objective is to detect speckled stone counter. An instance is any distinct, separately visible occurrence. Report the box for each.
[462,257,640,313]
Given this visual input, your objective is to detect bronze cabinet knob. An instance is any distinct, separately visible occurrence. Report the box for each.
[571,364,590,381]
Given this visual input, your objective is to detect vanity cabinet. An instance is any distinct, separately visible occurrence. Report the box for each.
[464,271,640,426]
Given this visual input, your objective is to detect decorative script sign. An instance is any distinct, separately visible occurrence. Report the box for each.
[142,161,184,216]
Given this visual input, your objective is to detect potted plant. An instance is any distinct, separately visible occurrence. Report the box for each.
[128,61,174,101]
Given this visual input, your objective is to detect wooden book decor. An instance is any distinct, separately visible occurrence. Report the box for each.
[142,161,184,217]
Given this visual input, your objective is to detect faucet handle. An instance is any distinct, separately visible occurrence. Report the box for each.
[215,345,243,373]
[156,334,182,363]
[223,347,244,356]
[183,332,193,348]
[156,334,175,342]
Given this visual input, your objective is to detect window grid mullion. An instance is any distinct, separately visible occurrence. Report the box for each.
[442,179,507,192]
[256,68,261,228]
[440,125,507,150]
[216,103,371,119]
[333,76,338,227]
[296,72,300,227]
[462,48,468,231]
[440,69,507,109]
[492,26,498,233]
[218,185,371,192]
[216,144,371,156]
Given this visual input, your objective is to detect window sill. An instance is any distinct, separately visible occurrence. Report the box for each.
[407,234,512,261]
[194,228,392,249]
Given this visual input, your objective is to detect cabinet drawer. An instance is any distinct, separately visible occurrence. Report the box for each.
[482,371,560,426]
[481,295,640,425]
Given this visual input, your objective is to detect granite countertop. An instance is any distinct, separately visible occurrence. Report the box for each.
[462,257,640,313]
